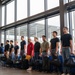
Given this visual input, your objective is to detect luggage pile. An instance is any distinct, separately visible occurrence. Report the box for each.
[0,54,75,75]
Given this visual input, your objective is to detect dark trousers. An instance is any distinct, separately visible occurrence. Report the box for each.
[20,50,25,56]
[34,52,39,60]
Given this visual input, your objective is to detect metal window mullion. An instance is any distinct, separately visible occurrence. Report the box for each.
[59,0,67,35]
[68,12,73,35]
[27,0,30,17]
[14,27,17,41]
[44,0,47,11]
[4,4,7,44]
[5,4,7,26]
[14,0,17,42]
[68,12,73,51]
[73,11,75,52]
[27,23,30,38]
[4,30,6,45]
[27,0,30,38]
[14,0,17,22]
[44,0,48,40]
[45,18,48,40]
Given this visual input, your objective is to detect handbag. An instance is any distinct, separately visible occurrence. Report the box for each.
[51,58,61,67]
[25,55,31,61]
[64,55,75,67]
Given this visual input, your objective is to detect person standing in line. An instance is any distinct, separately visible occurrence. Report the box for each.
[4,40,10,58]
[27,38,34,71]
[9,40,14,59]
[9,40,14,55]
[40,35,49,71]
[34,37,41,60]
[40,35,49,57]
[27,38,34,57]
[61,27,73,75]
[50,31,59,59]
[14,41,19,56]
[20,36,26,56]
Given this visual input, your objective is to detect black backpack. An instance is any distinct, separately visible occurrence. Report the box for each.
[20,59,29,69]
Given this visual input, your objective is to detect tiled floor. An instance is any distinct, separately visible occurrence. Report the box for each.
[0,67,57,75]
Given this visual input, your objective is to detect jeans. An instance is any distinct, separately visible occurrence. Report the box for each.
[51,49,58,59]
[10,52,15,61]
[34,52,39,60]
[42,52,47,57]
[20,50,25,56]
[62,47,70,73]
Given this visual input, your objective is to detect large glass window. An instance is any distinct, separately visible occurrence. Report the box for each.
[48,15,60,41]
[64,0,69,4]
[6,29,14,42]
[67,12,75,52]
[64,0,74,3]
[30,0,44,16]
[47,0,59,10]
[17,0,27,21]
[48,15,60,54]
[16,25,27,46]
[2,6,5,26]
[71,11,75,52]
[6,1,15,24]
[30,20,45,43]
[67,13,69,28]
[69,0,74,2]
[1,31,4,43]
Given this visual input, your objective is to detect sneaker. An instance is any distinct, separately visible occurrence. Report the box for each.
[27,67,32,71]
[66,73,70,75]
[61,73,65,75]
[27,70,32,74]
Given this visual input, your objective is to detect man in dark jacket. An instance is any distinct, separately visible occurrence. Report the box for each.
[34,37,41,60]
[4,40,10,58]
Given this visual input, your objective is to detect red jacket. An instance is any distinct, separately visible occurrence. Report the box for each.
[27,42,34,56]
